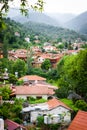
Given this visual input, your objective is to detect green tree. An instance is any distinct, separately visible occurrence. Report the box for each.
[57,43,64,49]
[57,38,62,42]
[37,116,44,127]
[0,85,11,100]
[8,73,18,84]
[75,100,87,111]
[2,36,8,58]
[27,47,33,74]
[13,59,27,77]
[57,49,87,99]
[41,59,51,71]
[47,68,59,80]
[0,102,11,119]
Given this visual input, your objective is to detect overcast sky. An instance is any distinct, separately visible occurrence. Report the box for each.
[44,0,87,14]
[9,0,87,14]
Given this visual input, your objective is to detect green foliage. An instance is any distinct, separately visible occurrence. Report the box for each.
[75,100,87,111]
[16,80,24,85]
[0,102,11,119]
[14,98,25,106]
[37,116,44,127]
[0,58,26,78]
[55,85,69,98]
[0,18,29,50]
[41,59,51,71]
[57,50,87,99]
[60,98,78,111]
[2,36,8,58]
[0,58,12,72]
[28,97,47,104]
[81,43,87,48]
[12,59,27,77]
[47,124,61,130]
[27,47,33,74]
[0,85,11,100]
[13,117,23,124]
[29,68,48,78]
[24,22,87,43]
[0,98,23,121]
[57,43,64,49]
[8,73,18,84]
[0,0,44,21]
[47,68,59,80]
[12,105,22,116]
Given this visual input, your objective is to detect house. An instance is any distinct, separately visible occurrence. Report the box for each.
[14,32,20,37]
[14,84,55,100]
[44,98,71,123]
[43,45,57,52]
[0,118,4,130]
[8,49,27,61]
[22,98,71,124]
[19,75,46,84]
[68,110,87,130]
[4,119,26,130]
[32,53,63,68]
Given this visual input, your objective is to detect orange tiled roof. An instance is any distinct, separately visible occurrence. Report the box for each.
[38,53,63,60]
[47,98,71,110]
[15,85,54,95]
[19,75,46,81]
[68,110,87,130]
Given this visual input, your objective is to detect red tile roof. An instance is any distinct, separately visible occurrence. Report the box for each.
[19,75,46,81]
[15,85,54,95]
[68,110,87,130]
[5,119,26,130]
[47,98,71,110]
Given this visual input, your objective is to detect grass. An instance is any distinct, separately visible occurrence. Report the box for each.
[47,79,58,87]
[60,98,78,111]
[29,98,47,104]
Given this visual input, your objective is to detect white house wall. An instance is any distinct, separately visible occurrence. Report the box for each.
[38,57,45,62]
[16,95,48,100]
[48,106,71,123]
[48,106,69,115]
[30,106,71,123]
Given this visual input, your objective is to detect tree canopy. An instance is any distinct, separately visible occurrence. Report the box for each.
[56,49,87,99]
[0,0,44,18]
[41,59,51,71]
[0,0,44,30]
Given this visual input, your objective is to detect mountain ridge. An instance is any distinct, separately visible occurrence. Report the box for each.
[64,11,87,33]
[7,8,87,35]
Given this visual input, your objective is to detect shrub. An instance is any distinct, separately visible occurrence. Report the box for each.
[13,117,22,124]
[37,116,44,127]
[75,100,87,111]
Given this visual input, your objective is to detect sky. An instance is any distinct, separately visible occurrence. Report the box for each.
[44,0,87,14]
[9,0,87,14]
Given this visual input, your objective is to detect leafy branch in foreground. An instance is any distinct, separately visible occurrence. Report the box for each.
[0,0,44,29]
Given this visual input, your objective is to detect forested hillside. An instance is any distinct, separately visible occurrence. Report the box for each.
[65,11,87,34]
[24,22,87,42]
[0,18,28,49]
[0,18,87,52]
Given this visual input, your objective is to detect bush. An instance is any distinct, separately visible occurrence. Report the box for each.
[75,100,87,111]
[37,116,44,127]
[29,98,47,104]
[9,73,18,84]
[16,80,24,85]
[13,117,22,124]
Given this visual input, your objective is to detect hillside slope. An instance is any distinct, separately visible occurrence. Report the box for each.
[8,8,59,26]
[65,11,87,34]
